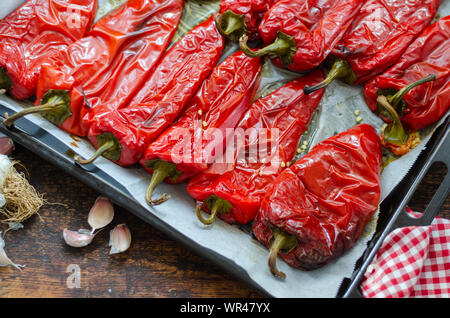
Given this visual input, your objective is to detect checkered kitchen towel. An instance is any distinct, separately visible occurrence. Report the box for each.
[361,208,450,298]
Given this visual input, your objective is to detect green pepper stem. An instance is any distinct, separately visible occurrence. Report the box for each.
[4,97,65,127]
[145,161,175,206]
[304,59,353,94]
[240,31,296,66]
[377,95,409,145]
[215,11,246,41]
[196,196,232,225]
[389,74,436,108]
[74,140,115,165]
[268,231,289,279]
[221,15,242,36]
[195,204,218,225]
[215,14,226,35]
[240,33,288,57]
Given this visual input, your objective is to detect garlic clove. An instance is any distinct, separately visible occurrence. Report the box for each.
[88,196,114,234]
[0,232,24,271]
[0,135,14,156]
[109,224,131,255]
[63,228,95,248]
[0,249,24,271]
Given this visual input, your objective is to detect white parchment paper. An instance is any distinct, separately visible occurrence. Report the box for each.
[0,0,449,298]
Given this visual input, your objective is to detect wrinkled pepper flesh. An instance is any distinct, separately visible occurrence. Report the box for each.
[239,0,364,72]
[140,51,261,205]
[364,16,450,156]
[4,0,184,137]
[253,124,382,278]
[0,0,97,100]
[84,15,225,166]
[304,0,441,94]
[216,0,277,42]
[187,69,325,225]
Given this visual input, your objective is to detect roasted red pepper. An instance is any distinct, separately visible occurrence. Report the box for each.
[364,16,450,156]
[0,0,97,100]
[4,0,184,137]
[140,51,261,205]
[186,69,325,225]
[215,0,277,42]
[79,15,224,166]
[303,0,441,94]
[239,0,363,72]
[253,124,382,278]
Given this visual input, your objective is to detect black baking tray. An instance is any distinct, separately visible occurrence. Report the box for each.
[0,100,448,298]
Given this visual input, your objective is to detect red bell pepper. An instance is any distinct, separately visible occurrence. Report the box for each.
[253,124,382,278]
[186,69,325,225]
[303,0,441,94]
[215,0,277,42]
[0,0,97,100]
[239,0,364,72]
[4,0,184,137]
[140,51,261,205]
[364,16,450,156]
[79,15,225,166]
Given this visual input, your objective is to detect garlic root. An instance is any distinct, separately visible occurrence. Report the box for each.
[0,155,44,224]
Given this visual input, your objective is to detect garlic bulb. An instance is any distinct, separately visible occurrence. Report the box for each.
[0,193,6,208]
[0,154,44,223]
[0,154,13,188]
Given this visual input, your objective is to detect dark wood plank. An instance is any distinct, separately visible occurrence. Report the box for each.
[0,144,448,298]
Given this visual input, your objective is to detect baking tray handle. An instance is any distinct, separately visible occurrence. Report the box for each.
[391,126,450,229]
[342,119,449,298]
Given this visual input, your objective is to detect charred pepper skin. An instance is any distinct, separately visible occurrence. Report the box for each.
[364,16,450,136]
[20,0,184,136]
[186,69,325,225]
[304,0,441,94]
[239,0,364,72]
[86,15,225,166]
[253,124,382,277]
[216,0,277,42]
[0,0,97,100]
[140,51,262,205]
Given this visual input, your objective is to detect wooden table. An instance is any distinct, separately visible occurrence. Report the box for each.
[0,144,448,298]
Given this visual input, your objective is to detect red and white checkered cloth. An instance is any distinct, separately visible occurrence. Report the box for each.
[361,208,450,298]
